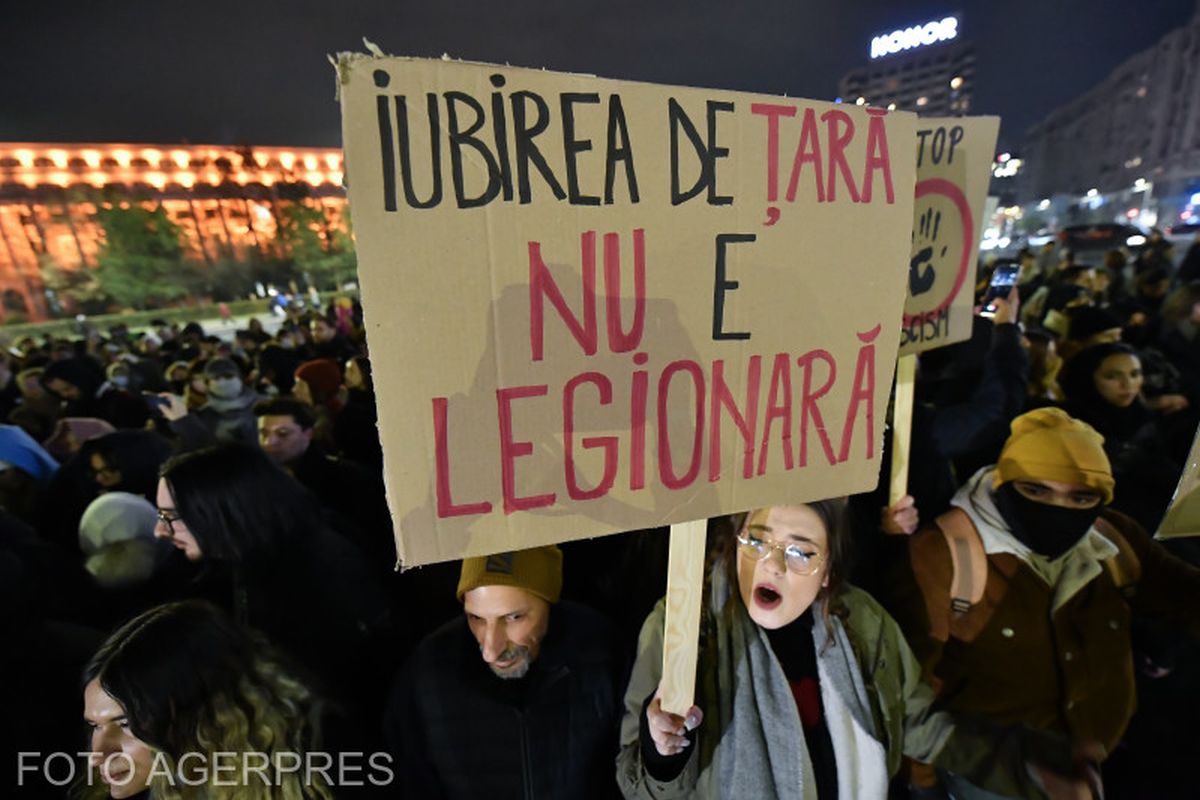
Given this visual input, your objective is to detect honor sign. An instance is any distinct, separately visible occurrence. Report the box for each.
[870,16,960,60]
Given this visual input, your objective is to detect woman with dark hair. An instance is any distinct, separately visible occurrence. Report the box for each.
[155,443,388,697]
[1060,342,1183,531]
[255,344,302,397]
[78,600,334,799]
[36,430,175,556]
[616,501,1079,799]
[85,430,174,501]
[338,356,382,470]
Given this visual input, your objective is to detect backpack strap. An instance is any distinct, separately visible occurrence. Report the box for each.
[935,508,988,617]
[1093,516,1142,596]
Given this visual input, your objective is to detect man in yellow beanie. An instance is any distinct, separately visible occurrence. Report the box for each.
[889,408,1200,799]
[456,545,563,679]
[384,545,625,799]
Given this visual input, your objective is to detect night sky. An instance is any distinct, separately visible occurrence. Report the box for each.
[4,0,1196,153]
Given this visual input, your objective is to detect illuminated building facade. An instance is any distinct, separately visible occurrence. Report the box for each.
[0,143,348,321]
[1019,4,1200,224]
[838,13,975,117]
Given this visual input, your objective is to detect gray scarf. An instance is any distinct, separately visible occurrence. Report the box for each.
[703,560,879,799]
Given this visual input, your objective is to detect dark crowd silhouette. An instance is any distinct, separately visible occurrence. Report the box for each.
[4,235,1200,799]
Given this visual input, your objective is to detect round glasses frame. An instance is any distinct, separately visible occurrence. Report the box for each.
[736,531,824,576]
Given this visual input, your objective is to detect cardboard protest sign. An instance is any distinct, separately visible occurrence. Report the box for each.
[1157,422,1200,540]
[898,116,999,355]
[337,54,917,566]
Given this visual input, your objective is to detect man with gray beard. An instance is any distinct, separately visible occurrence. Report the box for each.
[384,545,625,798]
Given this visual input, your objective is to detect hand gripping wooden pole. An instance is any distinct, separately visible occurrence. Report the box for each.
[659,518,708,716]
[888,354,917,507]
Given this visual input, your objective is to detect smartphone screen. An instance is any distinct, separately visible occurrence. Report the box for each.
[980,263,1019,316]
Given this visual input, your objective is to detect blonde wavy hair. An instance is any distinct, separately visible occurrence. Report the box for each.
[76,601,334,800]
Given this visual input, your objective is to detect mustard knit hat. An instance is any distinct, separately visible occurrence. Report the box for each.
[992,408,1114,503]
[456,545,563,603]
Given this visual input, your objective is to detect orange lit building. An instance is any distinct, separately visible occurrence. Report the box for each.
[0,142,349,321]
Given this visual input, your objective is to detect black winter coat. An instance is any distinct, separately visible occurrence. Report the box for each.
[385,601,625,800]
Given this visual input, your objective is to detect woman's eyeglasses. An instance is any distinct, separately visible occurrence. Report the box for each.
[736,531,823,576]
[156,509,183,536]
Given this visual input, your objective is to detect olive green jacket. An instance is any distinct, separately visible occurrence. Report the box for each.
[616,560,1068,799]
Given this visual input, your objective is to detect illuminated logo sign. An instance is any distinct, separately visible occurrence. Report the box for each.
[871,16,959,59]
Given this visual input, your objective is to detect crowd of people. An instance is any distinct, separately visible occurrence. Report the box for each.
[2,234,1199,799]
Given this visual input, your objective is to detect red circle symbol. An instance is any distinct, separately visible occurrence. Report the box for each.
[904,178,974,325]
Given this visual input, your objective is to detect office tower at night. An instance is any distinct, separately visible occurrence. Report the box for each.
[1020,3,1200,221]
[838,13,975,116]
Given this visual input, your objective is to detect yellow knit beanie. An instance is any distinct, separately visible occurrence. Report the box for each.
[992,408,1114,503]
[456,545,563,603]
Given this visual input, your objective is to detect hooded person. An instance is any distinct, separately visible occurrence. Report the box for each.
[78,491,171,589]
[889,408,1200,799]
[384,545,625,799]
[255,344,302,396]
[41,356,149,429]
[162,357,261,450]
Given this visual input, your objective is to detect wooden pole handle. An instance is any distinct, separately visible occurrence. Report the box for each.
[889,354,917,508]
[659,518,708,716]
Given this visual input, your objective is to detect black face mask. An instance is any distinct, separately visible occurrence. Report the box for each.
[994,483,1099,559]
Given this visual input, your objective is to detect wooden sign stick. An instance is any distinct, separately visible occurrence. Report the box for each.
[660,518,708,716]
[888,354,918,508]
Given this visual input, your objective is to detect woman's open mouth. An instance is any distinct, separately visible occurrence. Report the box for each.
[753,584,782,610]
[102,769,129,785]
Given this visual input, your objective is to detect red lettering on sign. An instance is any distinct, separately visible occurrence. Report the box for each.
[657,359,705,490]
[786,108,826,203]
[529,233,598,361]
[433,397,493,518]
[603,229,646,352]
[819,110,860,203]
[709,356,762,481]
[862,109,895,204]
[497,385,555,513]
[751,103,797,202]
[758,353,795,476]
[563,372,618,501]
[797,349,839,467]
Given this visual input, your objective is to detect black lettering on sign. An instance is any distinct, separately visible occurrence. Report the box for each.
[713,233,755,340]
[915,125,964,168]
[669,98,734,206]
[373,71,642,210]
